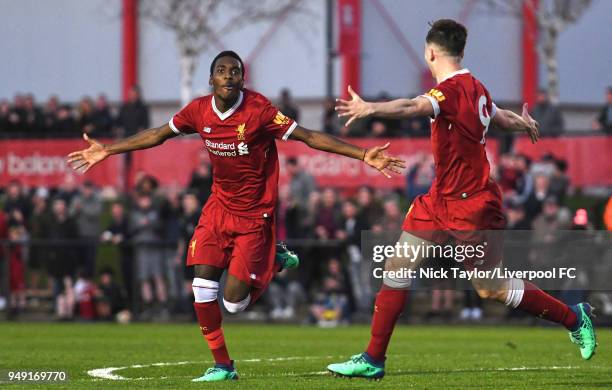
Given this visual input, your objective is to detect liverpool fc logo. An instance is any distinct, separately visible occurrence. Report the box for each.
[236,123,246,140]
[190,239,197,257]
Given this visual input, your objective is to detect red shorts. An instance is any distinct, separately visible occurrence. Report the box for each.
[402,182,506,270]
[187,197,276,290]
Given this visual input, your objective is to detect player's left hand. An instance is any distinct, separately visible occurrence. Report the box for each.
[335,86,373,127]
[364,142,406,178]
[522,103,539,144]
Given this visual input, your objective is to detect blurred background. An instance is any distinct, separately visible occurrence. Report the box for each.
[0,0,611,326]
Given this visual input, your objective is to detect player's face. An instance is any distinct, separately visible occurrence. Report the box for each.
[209,56,244,102]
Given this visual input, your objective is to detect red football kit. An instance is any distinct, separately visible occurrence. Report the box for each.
[169,89,297,290]
[402,69,506,267]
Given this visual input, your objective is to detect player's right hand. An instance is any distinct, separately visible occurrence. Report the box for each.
[522,103,539,144]
[335,85,373,127]
[66,133,109,173]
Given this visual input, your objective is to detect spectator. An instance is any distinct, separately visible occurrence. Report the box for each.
[129,193,167,319]
[286,157,317,207]
[28,188,51,292]
[40,198,79,288]
[101,202,134,304]
[548,159,570,203]
[278,88,300,122]
[92,94,114,136]
[406,153,434,203]
[176,192,201,312]
[531,89,564,136]
[594,86,612,134]
[310,258,351,327]
[23,94,44,134]
[96,268,128,321]
[505,200,530,230]
[70,180,102,275]
[373,199,402,232]
[322,97,342,135]
[3,179,31,225]
[42,95,60,133]
[73,268,97,321]
[8,94,26,133]
[512,154,534,206]
[337,200,371,311]
[369,119,389,138]
[117,85,150,137]
[0,99,11,133]
[267,270,306,320]
[76,96,96,136]
[56,174,79,209]
[366,92,401,137]
[55,104,76,136]
[159,186,183,307]
[314,188,340,240]
[187,161,213,205]
[524,174,550,222]
[356,186,384,228]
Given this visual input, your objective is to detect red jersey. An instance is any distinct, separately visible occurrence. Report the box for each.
[420,69,497,199]
[169,89,297,218]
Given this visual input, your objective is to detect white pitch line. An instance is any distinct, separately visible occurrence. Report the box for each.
[86,356,334,380]
[87,356,595,382]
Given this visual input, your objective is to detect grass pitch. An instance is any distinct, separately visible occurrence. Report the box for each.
[0,322,610,389]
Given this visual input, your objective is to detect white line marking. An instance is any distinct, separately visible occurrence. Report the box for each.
[87,356,602,381]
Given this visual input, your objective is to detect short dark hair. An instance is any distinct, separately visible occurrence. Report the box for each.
[426,19,468,57]
[210,50,245,76]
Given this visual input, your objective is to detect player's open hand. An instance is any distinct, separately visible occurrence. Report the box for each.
[66,134,109,173]
[335,86,373,127]
[522,103,539,144]
[364,142,406,178]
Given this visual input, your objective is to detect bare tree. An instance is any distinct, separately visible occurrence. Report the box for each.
[480,0,592,103]
[141,0,308,106]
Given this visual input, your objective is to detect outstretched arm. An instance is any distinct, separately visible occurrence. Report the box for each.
[67,123,177,172]
[335,86,433,126]
[492,103,540,143]
[288,126,405,178]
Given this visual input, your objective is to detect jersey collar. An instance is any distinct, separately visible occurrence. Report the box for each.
[439,68,470,83]
[212,90,244,121]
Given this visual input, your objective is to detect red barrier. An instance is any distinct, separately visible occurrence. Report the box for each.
[2,136,609,189]
[129,137,499,189]
[514,135,612,186]
[0,139,122,187]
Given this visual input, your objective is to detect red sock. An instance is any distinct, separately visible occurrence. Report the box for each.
[193,301,231,365]
[517,281,578,330]
[365,288,408,363]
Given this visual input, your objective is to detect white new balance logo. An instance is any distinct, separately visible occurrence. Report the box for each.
[238,142,249,155]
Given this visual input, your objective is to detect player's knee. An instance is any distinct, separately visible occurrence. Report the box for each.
[223,294,251,314]
[383,276,411,289]
[192,278,219,303]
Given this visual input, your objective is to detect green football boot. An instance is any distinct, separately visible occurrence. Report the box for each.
[191,362,238,382]
[569,303,597,360]
[276,242,299,270]
[327,353,385,380]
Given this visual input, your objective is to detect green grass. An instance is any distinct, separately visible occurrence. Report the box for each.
[0,322,610,389]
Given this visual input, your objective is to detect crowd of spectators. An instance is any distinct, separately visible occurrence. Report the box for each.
[0,86,149,138]
[3,85,611,139]
[1,144,610,324]
[1,86,611,324]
